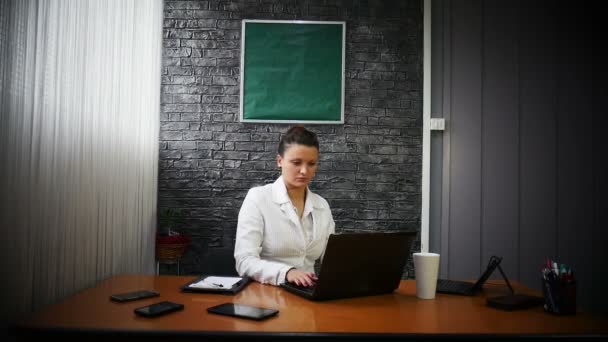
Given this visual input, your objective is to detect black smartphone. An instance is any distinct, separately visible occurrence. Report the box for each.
[110,290,160,302]
[207,303,278,321]
[134,301,184,318]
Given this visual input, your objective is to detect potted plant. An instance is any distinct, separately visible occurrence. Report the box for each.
[156,208,191,261]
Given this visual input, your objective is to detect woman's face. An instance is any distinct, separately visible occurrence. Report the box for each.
[277,143,319,190]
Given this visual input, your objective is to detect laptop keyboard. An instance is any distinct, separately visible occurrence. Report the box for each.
[437,279,473,293]
[287,283,316,294]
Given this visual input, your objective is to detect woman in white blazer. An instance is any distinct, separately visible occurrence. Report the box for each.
[234,126,335,287]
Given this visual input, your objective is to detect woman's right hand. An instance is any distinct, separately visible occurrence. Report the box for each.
[286,268,318,287]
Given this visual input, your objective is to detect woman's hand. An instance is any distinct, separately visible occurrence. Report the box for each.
[286,268,318,287]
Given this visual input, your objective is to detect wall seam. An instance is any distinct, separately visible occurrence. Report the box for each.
[479,0,485,274]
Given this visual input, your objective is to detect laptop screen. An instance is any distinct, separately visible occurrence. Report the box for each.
[471,255,503,291]
[301,231,417,300]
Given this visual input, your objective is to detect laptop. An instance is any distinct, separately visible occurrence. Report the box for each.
[436,255,503,296]
[280,231,417,301]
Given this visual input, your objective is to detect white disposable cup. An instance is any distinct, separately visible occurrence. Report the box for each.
[413,252,440,299]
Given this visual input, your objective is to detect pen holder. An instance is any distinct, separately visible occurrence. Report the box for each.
[541,277,576,315]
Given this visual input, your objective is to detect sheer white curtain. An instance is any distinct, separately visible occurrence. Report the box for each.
[0,0,162,321]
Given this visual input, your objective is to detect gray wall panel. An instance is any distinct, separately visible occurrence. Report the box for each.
[518,2,557,290]
[556,20,593,311]
[431,0,606,313]
[591,75,608,314]
[480,0,519,280]
[448,0,483,279]
[429,0,445,256]
[439,0,452,278]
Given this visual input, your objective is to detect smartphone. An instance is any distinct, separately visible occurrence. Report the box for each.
[134,301,184,318]
[207,303,278,321]
[110,290,160,302]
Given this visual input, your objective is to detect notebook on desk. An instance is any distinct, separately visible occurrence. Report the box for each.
[436,255,503,296]
[280,231,417,301]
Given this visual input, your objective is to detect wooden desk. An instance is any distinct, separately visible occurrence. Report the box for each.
[13,275,608,339]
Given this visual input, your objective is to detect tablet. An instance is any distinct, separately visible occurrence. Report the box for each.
[207,303,278,321]
[110,290,159,302]
[134,301,184,317]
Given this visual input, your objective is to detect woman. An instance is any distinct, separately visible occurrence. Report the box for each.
[234,126,335,287]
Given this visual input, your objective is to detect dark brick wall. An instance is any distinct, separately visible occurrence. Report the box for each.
[160,0,423,277]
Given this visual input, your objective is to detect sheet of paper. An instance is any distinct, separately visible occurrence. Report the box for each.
[189,276,242,289]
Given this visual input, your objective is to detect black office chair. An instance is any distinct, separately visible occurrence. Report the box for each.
[199,246,239,276]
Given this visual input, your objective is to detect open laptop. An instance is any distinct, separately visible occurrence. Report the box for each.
[280,231,416,301]
[436,255,503,296]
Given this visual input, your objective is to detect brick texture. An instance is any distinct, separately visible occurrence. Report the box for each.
[160,0,423,277]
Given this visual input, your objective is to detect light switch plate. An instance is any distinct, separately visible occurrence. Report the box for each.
[430,118,445,131]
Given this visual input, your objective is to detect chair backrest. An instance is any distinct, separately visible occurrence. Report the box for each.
[200,246,238,276]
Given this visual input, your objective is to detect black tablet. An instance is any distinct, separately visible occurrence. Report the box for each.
[110,290,160,302]
[207,303,278,321]
[134,301,184,317]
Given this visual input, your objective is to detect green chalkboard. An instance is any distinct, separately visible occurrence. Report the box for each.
[240,20,345,124]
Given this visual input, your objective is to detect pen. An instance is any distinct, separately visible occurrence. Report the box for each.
[566,268,574,282]
[212,283,224,288]
[559,264,567,278]
[552,262,559,276]
[543,277,558,313]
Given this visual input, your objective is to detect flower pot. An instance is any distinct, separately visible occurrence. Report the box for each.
[156,234,191,261]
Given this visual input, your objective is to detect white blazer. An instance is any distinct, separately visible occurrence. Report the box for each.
[234,176,335,285]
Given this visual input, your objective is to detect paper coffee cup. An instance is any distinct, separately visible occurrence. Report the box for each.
[414,252,440,299]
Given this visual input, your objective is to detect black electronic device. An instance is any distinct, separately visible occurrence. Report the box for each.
[134,301,184,318]
[207,303,279,321]
[281,231,417,301]
[110,290,160,303]
[486,294,544,311]
[436,256,505,296]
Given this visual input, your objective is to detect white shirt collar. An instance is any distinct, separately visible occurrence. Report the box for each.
[271,176,322,209]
